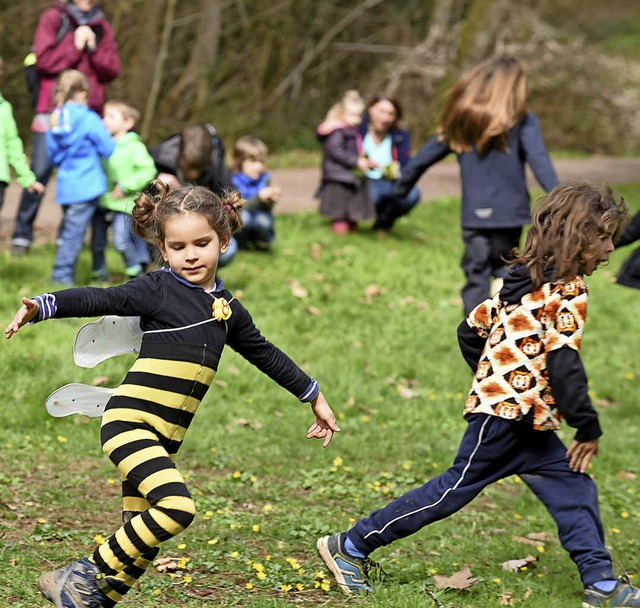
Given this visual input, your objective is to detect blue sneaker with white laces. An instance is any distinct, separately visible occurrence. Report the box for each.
[583,577,640,607]
[317,532,380,594]
[38,557,109,608]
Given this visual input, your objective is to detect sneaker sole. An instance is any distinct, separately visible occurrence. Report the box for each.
[38,571,63,608]
[317,536,353,595]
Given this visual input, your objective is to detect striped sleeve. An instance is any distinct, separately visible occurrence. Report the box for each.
[31,293,57,323]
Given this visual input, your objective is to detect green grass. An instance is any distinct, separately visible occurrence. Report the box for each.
[1,184,640,607]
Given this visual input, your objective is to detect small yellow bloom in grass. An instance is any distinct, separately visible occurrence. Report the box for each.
[256,571,267,580]
[94,534,106,544]
[5,442,12,449]
[612,528,621,534]
[230,551,239,559]
[178,543,187,550]
[402,460,413,470]
[430,568,438,575]
[232,471,242,479]
[296,583,304,591]
[622,511,630,519]
[182,574,192,583]
[177,557,190,569]
[493,578,501,584]
[348,517,355,525]
[281,584,293,592]
[629,540,636,546]
[537,545,545,553]
[153,589,161,596]
[252,562,265,572]
[38,518,47,524]
[265,554,272,561]
[216,509,225,515]
[203,511,213,520]
[246,582,254,590]
[57,435,68,443]
[315,570,326,579]
[330,466,338,472]
[207,538,218,545]
[514,513,523,520]
[107,479,116,485]
[332,457,344,467]
[360,415,370,423]
[250,475,257,483]
[252,524,261,532]
[514,476,523,484]
[321,579,331,591]
[263,504,273,513]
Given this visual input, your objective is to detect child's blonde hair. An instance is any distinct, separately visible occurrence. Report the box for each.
[104,99,142,128]
[325,90,364,122]
[511,180,629,289]
[232,136,268,172]
[439,56,527,154]
[50,70,90,129]
[53,69,90,107]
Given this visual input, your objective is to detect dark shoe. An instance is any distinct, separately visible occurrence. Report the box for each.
[38,557,109,607]
[317,532,381,594]
[583,577,640,607]
[11,244,30,257]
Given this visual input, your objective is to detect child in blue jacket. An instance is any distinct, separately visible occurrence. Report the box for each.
[47,69,115,285]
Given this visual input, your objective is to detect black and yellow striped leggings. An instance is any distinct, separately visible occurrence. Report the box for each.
[89,351,215,606]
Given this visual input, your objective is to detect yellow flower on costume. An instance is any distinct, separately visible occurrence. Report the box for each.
[212,298,232,321]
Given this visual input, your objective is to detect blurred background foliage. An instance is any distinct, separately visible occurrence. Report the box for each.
[0,0,639,154]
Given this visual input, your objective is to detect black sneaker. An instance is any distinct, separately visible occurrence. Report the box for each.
[583,577,640,607]
[38,557,109,607]
[317,532,381,594]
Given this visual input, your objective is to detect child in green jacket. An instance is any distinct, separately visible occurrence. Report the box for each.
[91,99,157,280]
[0,55,44,216]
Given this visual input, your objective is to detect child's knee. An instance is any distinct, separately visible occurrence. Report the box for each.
[157,494,197,531]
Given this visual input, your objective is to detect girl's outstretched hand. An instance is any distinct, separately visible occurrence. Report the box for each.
[5,297,40,339]
[307,391,340,448]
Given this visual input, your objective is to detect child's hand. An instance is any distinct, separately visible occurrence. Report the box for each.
[28,181,46,195]
[5,297,40,339]
[307,391,340,448]
[259,186,281,204]
[357,156,376,172]
[566,438,599,473]
[111,184,124,199]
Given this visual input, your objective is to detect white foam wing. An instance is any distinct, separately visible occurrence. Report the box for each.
[74,316,143,368]
[45,383,114,418]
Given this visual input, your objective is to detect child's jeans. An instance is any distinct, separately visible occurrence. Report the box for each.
[51,199,98,285]
[347,414,615,587]
[237,209,275,249]
[92,209,150,278]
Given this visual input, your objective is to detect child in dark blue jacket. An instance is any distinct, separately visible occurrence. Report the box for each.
[393,56,559,314]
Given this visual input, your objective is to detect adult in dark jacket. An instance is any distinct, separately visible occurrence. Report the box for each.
[615,210,640,289]
[359,94,420,233]
[149,123,237,266]
[11,0,121,256]
[393,56,558,314]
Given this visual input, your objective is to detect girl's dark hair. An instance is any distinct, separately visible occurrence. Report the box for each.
[132,180,244,245]
[511,179,629,288]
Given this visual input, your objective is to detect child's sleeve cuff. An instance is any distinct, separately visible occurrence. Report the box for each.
[299,378,320,403]
[30,294,57,323]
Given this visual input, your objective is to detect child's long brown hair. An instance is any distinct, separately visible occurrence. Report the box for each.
[439,56,527,154]
[511,180,629,289]
[132,180,243,245]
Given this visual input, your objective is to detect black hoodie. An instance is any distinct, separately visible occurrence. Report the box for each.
[457,265,601,442]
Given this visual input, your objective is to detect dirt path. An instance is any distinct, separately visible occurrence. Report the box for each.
[2,156,639,246]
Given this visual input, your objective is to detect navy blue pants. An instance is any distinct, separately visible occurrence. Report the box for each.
[348,414,614,586]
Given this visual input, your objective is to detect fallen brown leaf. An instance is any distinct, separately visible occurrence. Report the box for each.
[433,565,479,590]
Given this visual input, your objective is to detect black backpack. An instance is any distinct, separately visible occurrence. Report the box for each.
[24,11,72,109]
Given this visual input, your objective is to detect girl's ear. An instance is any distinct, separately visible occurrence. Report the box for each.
[219,237,230,254]
[157,240,169,262]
